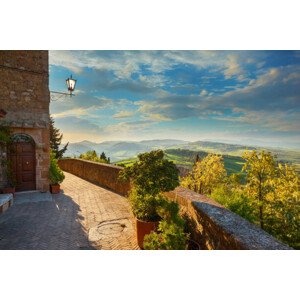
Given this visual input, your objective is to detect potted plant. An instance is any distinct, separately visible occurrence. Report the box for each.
[2,160,17,196]
[0,125,16,195]
[119,150,180,248]
[0,123,11,143]
[49,151,65,194]
[128,189,166,248]
[143,200,189,250]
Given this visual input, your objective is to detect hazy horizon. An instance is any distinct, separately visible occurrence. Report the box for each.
[65,138,300,151]
[49,50,300,149]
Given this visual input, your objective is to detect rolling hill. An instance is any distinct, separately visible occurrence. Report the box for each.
[64,139,189,161]
[115,148,246,177]
[64,139,300,173]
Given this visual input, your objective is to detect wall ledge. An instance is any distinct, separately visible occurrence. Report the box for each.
[60,158,124,170]
[58,158,130,196]
[166,187,292,250]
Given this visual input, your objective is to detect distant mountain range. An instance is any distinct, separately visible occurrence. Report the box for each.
[63,139,300,171]
[64,139,189,161]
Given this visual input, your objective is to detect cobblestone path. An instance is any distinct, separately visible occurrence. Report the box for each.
[0,172,139,250]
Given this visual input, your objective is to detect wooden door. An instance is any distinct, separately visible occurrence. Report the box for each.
[9,142,36,191]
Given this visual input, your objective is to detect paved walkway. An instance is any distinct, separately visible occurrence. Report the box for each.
[0,172,139,250]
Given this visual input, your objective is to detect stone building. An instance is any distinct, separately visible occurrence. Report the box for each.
[0,51,50,192]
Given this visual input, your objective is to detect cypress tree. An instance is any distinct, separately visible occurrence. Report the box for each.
[194,153,200,165]
[100,152,107,160]
[49,116,68,159]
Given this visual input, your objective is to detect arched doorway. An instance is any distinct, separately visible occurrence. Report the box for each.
[8,134,36,191]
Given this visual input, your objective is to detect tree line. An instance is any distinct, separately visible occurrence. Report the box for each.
[79,150,110,164]
[181,151,300,248]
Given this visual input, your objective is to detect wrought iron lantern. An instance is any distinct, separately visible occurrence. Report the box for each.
[66,75,77,95]
[50,74,77,101]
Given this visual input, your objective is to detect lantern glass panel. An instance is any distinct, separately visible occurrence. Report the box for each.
[69,78,76,91]
[66,77,76,92]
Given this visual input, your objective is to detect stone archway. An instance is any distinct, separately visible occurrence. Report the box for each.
[8,133,36,191]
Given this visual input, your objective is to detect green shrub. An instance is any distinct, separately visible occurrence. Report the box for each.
[49,151,65,184]
[79,150,110,164]
[143,199,189,250]
[128,188,165,221]
[119,150,180,223]
[0,125,16,187]
[211,184,256,223]
[119,150,179,197]
[0,124,11,144]
[119,150,187,249]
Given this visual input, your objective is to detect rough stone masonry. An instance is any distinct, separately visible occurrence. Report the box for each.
[0,51,50,191]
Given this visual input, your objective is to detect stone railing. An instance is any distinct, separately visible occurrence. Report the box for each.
[58,158,130,196]
[165,188,291,250]
[59,158,291,250]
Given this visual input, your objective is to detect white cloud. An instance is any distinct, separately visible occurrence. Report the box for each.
[99,120,156,140]
[50,95,114,119]
[133,65,300,132]
[49,50,262,81]
[52,107,94,118]
[224,53,242,79]
[212,110,300,132]
[143,113,172,121]
[53,116,103,143]
[49,51,300,145]
[139,74,167,87]
[200,89,208,96]
[113,110,135,119]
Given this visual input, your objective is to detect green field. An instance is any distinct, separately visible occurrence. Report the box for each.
[116,148,246,176]
[115,147,300,177]
[165,149,245,174]
[169,142,300,173]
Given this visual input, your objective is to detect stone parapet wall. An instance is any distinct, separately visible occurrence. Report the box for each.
[58,159,130,196]
[165,187,292,250]
[59,159,291,249]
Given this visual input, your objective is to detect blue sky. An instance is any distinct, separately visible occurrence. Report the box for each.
[49,51,300,148]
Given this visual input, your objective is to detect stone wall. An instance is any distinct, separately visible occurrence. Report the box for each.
[58,158,291,250]
[165,187,291,250]
[0,51,50,191]
[58,159,130,196]
[0,51,49,127]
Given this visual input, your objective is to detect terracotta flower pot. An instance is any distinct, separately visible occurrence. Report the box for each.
[2,187,16,198]
[50,184,60,194]
[136,218,159,249]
